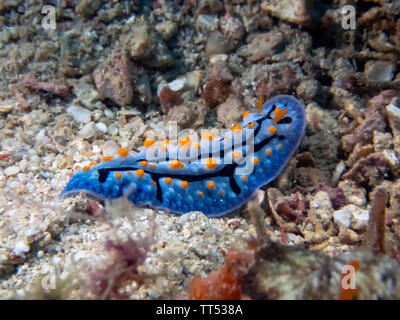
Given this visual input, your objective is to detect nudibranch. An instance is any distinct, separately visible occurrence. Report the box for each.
[61,95,306,217]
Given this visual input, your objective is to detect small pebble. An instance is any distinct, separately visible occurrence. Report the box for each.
[104,108,114,118]
[4,166,20,176]
[168,77,186,91]
[13,242,30,257]
[79,122,96,139]
[96,122,107,133]
[67,105,91,123]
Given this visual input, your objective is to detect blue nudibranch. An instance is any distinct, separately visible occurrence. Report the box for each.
[61,95,306,217]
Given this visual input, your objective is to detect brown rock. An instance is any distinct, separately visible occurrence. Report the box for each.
[238,30,285,63]
[256,65,299,99]
[159,86,183,113]
[205,31,235,56]
[261,0,312,26]
[338,180,367,208]
[294,167,331,188]
[201,78,231,108]
[342,153,388,187]
[167,104,206,129]
[342,90,399,151]
[122,19,174,68]
[217,95,245,127]
[93,52,136,106]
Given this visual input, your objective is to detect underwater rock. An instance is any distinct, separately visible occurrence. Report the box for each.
[296,80,320,102]
[93,52,135,107]
[197,0,224,15]
[196,14,219,34]
[22,73,70,97]
[256,65,299,99]
[261,0,311,26]
[333,205,369,231]
[342,90,399,152]
[386,100,400,156]
[76,0,104,19]
[201,78,231,108]
[155,20,178,41]
[338,180,367,208]
[364,61,395,82]
[159,86,183,113]
[210,57,233,82]
[243,242,400,299]
[294,167,331,188]
[342,153,388,187]
[67,105,91,124]
[72,77,103,111]
[274,192,306,224]
[122,19,174,68]
[309,191,333,229]
[217,95,245,127]
[238,30,285,63]
[220,13,245,41]
[205,31,235,56]
[167,104,205,129]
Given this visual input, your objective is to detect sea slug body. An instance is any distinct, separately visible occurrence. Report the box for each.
[61,95,306,217]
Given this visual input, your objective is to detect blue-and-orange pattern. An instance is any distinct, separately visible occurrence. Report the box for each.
[61,95,306,217]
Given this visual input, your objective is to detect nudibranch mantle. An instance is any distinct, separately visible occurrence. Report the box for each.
[61,95,306,217]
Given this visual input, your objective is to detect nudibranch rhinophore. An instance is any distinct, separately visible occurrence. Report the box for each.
[61,95,306,217]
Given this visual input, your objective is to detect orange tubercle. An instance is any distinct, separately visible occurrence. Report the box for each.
[115,172,122,179]
[257,96,264,112]
[230,124,242,133]
[206,158,217,170]
[140,160,148,167]
[143,138,155,148]
[118,147,129,157]
[273,108,288,123]
[181,181,188,189]
[208,181,215,189]
[136,169,144,178]
[232,151,241,159]
[165,177,172,184]
[268,126,277,135]
[242,176,248,182]
[170,159,184,169]
[202,131,213,141]
[103,156,113,161]
[266,149,272,155]
[198,191,204,198]
[253,157,259,165]
[83,166,90,172]
[180,136,191,147]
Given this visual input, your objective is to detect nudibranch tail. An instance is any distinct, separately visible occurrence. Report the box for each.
[61,95,306,217]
